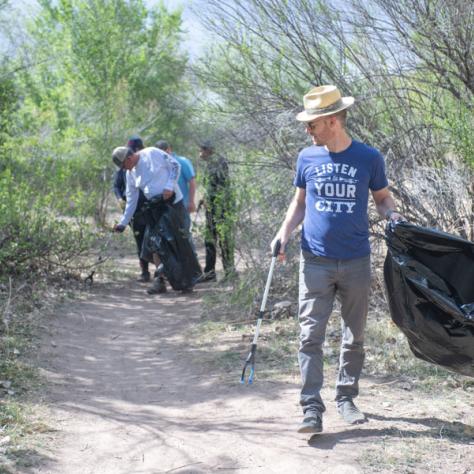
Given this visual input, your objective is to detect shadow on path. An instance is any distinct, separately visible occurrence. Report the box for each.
[31,261,474,474]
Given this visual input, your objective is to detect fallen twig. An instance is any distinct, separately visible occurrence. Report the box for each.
[165,462,204,473]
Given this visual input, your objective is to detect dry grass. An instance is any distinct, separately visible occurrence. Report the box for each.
[198,274,473,389]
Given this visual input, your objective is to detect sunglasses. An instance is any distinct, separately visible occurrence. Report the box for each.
[305,118,325,131]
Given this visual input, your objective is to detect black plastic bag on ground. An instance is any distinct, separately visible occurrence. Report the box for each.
[384,222,474,377]
[142,197,201,291]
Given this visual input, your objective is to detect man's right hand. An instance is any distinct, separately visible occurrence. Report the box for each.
[271,234,287,262]
[114,224,126,233]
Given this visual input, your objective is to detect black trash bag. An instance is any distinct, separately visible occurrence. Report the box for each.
[142,196,201,290]
[384,222,474,377]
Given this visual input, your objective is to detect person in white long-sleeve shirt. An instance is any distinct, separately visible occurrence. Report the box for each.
[117,146,183,227]
[112,146,191,294]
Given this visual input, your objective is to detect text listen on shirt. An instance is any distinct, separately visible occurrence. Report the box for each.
[294,141,388,259]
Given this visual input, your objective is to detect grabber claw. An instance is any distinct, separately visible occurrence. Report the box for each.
[240,344,256,384]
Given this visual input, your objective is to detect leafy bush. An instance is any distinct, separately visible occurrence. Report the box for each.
[0,166,94,278]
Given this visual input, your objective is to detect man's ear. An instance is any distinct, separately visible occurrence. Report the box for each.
[328,116,337,127]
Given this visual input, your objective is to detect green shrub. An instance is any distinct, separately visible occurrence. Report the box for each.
[0,166,94,278]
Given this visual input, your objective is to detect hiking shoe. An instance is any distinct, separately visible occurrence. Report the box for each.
[195,271,217,284]
[181,287,194,294]
[137,271,151,283]
[147,277,167,295]
[337,400,366,425]
[297,411,323,434]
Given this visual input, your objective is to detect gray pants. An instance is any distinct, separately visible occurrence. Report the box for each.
[298,250,371,415]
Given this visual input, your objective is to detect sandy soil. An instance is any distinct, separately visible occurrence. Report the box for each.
[29,254,474,474]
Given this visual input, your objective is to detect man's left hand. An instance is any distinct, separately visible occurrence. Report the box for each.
[114,224,126,233]
[188,202,196,213]
[387,210,405,223]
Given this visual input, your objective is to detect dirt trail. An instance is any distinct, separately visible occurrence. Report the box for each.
[31,255,473,474]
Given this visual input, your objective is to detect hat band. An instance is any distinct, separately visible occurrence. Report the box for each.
[305,99,344,115]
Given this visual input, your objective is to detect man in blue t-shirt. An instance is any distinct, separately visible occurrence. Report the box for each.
[272,85,404,435]
[155,140,196,231]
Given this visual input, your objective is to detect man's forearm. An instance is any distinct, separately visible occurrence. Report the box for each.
[188,178,196,206]
[272,189,306,257]
[120,189,138,226]
[376,196,397,219]
[280,198,305,238]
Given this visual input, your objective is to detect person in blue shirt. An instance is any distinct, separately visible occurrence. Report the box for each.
[272,85,404,435]
[155,140,196,231]
[112,135,151,282]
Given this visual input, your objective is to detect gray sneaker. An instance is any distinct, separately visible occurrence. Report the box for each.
[337,400,366,425]
[195,271,217,284]
[297,411,323,434]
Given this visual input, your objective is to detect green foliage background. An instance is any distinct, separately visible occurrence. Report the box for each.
[0,0,189,280]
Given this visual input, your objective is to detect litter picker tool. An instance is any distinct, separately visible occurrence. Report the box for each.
[83,231,115,285]
[240,239,281,384]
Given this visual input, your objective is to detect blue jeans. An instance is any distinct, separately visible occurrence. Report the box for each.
[298,251,371,415]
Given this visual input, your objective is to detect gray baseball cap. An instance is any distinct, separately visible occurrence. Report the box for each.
[112,146,133,167]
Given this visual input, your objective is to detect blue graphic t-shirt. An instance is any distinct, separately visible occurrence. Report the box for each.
[174,154,196,207]
[294,140,388,259]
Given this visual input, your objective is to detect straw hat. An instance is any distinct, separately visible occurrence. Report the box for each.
[296,85,354,122]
